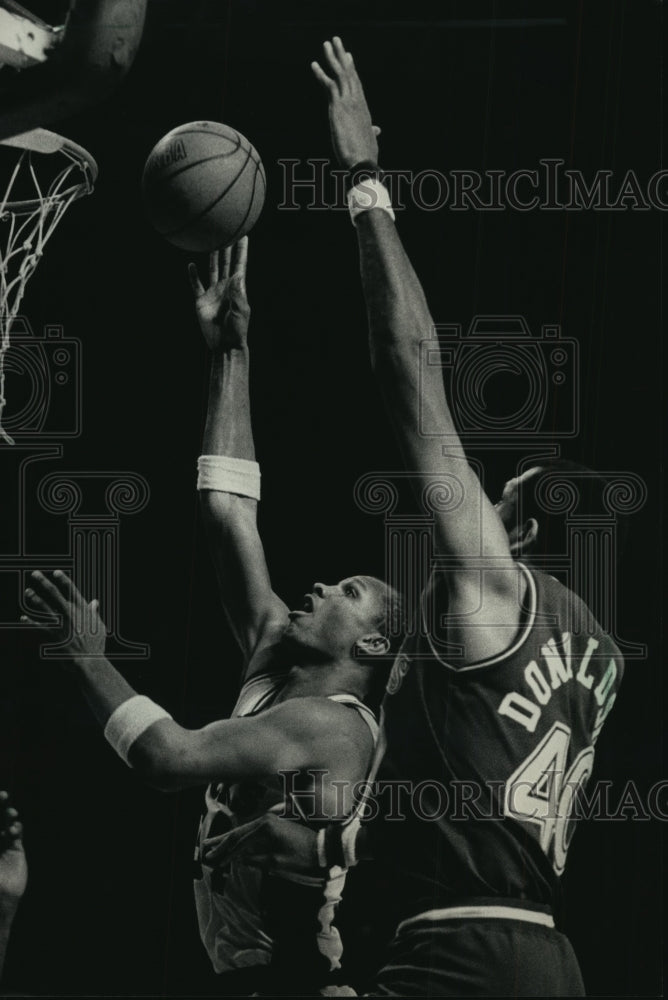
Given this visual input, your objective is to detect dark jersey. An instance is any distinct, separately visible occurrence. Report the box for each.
[374,562,624,920]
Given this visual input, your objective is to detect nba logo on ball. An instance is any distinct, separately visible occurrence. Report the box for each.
[142,121,266,252]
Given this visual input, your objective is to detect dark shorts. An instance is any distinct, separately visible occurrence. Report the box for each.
[367,910,586,997]
[216,966,356,997]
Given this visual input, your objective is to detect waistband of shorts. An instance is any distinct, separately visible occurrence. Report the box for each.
[397,898,555,934]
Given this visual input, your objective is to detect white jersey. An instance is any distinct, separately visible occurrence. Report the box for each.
[193,671,379,976]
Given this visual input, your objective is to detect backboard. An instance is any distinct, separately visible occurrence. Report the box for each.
[0,0,148,141]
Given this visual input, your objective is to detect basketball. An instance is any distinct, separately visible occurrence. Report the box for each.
[142,121,266,252]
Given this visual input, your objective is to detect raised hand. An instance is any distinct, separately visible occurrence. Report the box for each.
[312,36,380,169]
[0,792,27,914]
[22,570,107,661]
[188,237,250,353]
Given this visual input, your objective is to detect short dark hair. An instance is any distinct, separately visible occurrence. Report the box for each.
[359,577,406,713]
[514,459,627,558]
[362,576,405,656]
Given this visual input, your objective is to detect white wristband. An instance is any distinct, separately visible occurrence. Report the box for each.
[197,455,261,500]
[347,178,395,225]
[104,695,172,766]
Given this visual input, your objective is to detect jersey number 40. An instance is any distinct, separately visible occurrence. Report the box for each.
[503,722,595,875]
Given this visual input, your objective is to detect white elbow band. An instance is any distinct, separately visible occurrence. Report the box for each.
[347,178,395,225]
[104,695,173,766]
[197,455,261,500]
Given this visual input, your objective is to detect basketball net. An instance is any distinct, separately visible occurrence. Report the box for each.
[0,129,96,444]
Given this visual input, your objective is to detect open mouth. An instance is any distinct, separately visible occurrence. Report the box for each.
[288,594,314,620]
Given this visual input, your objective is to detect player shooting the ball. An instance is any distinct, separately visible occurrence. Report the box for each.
[22,235,402,997]
[210,36,627,998]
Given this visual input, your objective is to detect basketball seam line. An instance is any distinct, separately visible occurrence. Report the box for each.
[160,147,264,240]
[223,160,266,247]
[146,150,246,185]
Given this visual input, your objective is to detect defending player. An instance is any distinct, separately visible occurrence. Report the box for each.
[214,39,625,997]
[22,237,402,996]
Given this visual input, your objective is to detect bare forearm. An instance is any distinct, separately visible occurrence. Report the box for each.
[200,346,287,654]
[355,208,463,452]
[355,208,431,349]
[202,346,255,459]
[73,655,138,728]
[72,657,182,788]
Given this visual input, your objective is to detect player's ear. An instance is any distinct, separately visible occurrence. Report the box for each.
[355,633,391,657]
[508,517,539,556]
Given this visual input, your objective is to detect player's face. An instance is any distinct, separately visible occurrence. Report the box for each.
[285,575,388,661]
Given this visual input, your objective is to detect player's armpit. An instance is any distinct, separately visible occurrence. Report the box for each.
[437,567,530,666]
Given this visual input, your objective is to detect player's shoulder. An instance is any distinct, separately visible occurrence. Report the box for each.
[270,695,375,751]
[272,694,366,725]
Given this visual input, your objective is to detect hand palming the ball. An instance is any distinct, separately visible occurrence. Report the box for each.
[189,237,250,353]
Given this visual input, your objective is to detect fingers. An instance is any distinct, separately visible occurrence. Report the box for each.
[232,236,248,278]
[313,37,363,100]
[51,570,86,608]
[20,614,44,628]
[332,35,353,69]
[323,39,345,84]
[202,816,264,865]
[311,60,337,94]
[25,571,67,616]
[208,250,219,286]
[201,836,227,863]
[0,794,22,845]
[326,37,360,94]
[202,829,246,863]
[187,262,204,296]
[24,589,55,618]
[221,246,232,283]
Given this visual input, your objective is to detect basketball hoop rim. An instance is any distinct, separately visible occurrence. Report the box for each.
[0,127,98,216]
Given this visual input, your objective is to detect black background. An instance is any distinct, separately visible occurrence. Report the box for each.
[0,0,664,995]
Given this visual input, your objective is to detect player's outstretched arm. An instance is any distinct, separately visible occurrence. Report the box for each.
[0,792,27,982]
[190,238,288,675]
[22,572,360,792]
[313,40,524,662]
